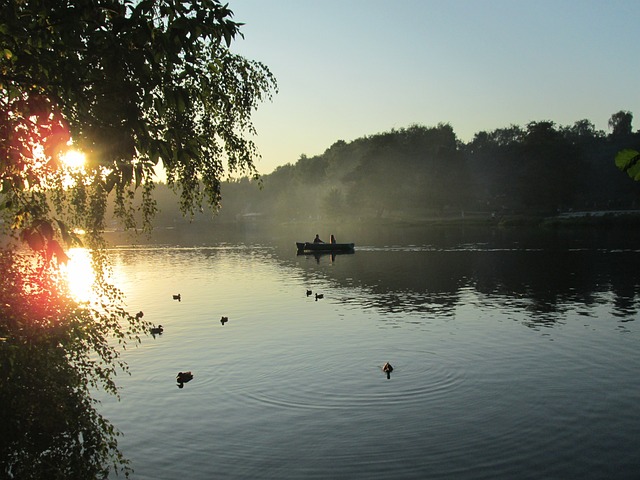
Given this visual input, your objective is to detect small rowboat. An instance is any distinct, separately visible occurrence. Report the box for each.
[296,242,355,252]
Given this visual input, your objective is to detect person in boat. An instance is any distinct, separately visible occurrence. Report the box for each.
[313,234,324,243]
[330,234,336,244]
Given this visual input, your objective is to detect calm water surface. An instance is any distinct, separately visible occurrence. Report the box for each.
[99,228,640,479]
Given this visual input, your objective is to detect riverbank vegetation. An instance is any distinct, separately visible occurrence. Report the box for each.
[137,111,640,230]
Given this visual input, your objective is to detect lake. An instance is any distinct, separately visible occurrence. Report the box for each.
[97,225,640,479]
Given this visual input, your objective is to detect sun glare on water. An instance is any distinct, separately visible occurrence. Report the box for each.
[62,248,95,302]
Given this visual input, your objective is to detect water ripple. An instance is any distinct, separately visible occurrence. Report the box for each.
[219,357,466,411]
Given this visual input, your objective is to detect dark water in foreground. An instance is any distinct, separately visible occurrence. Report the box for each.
[99,226,640,479]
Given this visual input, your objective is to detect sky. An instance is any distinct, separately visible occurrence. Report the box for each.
[228,0,640,174]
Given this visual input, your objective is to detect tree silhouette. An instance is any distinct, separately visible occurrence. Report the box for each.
[608,111,633,138]
[0,1,276,476]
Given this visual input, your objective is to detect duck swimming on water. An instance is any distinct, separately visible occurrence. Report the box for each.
[149,325,164,335]
[176,371,193,388]
[382,362,393,379]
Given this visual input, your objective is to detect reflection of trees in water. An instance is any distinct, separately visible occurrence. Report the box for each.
[611,281,639,320]
[471,250,609,328]
[292,242,640,328]
[356,290,459,317]
[343,251,466,316]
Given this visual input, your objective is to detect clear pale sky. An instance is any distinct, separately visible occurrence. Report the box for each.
[228,0,640,174]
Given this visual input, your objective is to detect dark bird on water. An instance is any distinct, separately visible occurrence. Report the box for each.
[176,371,193,388]
[135,311,144,319]
[306,289,312,297]
[149,325,164,335]
[315,293,324,301]
[220,316,228,325]
[382,362,393,379]
[173,294,181,301]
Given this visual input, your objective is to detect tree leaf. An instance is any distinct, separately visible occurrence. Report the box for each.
[105,172,117,193]
[135,163,144,189]
[56,219,72,245]
[36,219,55,241]
[615,149,640,179]
[48,240,69,264]
[21,228,45,251]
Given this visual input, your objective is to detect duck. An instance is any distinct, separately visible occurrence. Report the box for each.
[382,362,393,379]
[176,371,193,387]
[135,311,144,319]
[315,293,324,301]
[306,289,312,297]
[149,324,164,335]
[220,316,228,325]
[172,294,181,301]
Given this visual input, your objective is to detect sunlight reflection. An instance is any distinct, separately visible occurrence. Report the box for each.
[62,247,95,302]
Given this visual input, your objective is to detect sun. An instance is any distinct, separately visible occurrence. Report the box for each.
[60,149,86,170]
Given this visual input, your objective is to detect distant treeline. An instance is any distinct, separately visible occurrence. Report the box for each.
[139,110,640,228]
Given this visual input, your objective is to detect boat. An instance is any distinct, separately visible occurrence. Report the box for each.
[296,242,355,252]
